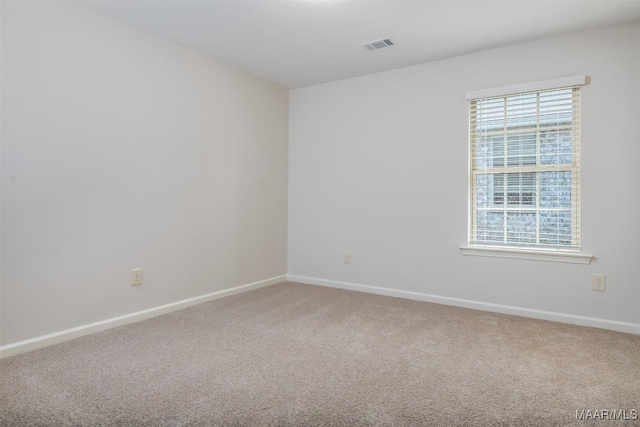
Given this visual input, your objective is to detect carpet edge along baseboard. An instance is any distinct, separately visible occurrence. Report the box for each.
[4,273,638,359]
[287,274,640,336]
[0,275,288,359]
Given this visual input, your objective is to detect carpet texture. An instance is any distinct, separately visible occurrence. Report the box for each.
[1,281,639,426]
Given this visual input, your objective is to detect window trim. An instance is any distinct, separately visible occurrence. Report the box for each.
[464,76,589,260]
[466,75,586,101]
[459,245,592,264]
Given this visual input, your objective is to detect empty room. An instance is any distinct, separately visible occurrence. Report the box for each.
[1,0,639,425]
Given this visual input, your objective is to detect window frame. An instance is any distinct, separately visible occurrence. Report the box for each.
[461,76,592,264]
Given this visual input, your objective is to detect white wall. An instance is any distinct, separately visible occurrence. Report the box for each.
[1,1,288,345]
[289,22,640,327]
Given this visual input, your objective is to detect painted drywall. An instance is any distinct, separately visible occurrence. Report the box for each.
[1,1,288,345]
[289,21,640,326]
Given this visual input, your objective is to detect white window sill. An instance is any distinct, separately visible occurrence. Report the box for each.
[459,246,592,264]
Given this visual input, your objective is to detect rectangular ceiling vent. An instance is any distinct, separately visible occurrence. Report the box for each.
[361,38,394,51]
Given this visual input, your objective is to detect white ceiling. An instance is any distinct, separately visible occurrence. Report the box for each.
[84,1,640,89]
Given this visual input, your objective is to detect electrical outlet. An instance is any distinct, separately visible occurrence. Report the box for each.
[343,252,352,264]
[131,268,143,286]
[592,274,605,291]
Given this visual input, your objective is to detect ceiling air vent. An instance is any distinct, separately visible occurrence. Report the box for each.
[360,38,394,51]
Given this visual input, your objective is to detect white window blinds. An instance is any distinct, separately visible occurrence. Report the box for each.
[468,81,582,251]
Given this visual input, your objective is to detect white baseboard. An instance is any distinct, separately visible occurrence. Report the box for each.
[0,275,287,359]
[288,274,640,335]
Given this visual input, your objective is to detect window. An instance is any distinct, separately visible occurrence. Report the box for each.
[468,79,583,252]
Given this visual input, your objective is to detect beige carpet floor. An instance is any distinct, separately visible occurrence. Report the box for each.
[1,281,639,426]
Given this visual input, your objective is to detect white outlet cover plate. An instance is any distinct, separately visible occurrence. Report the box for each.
[131,268,143,286]
[592,274,606,291]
